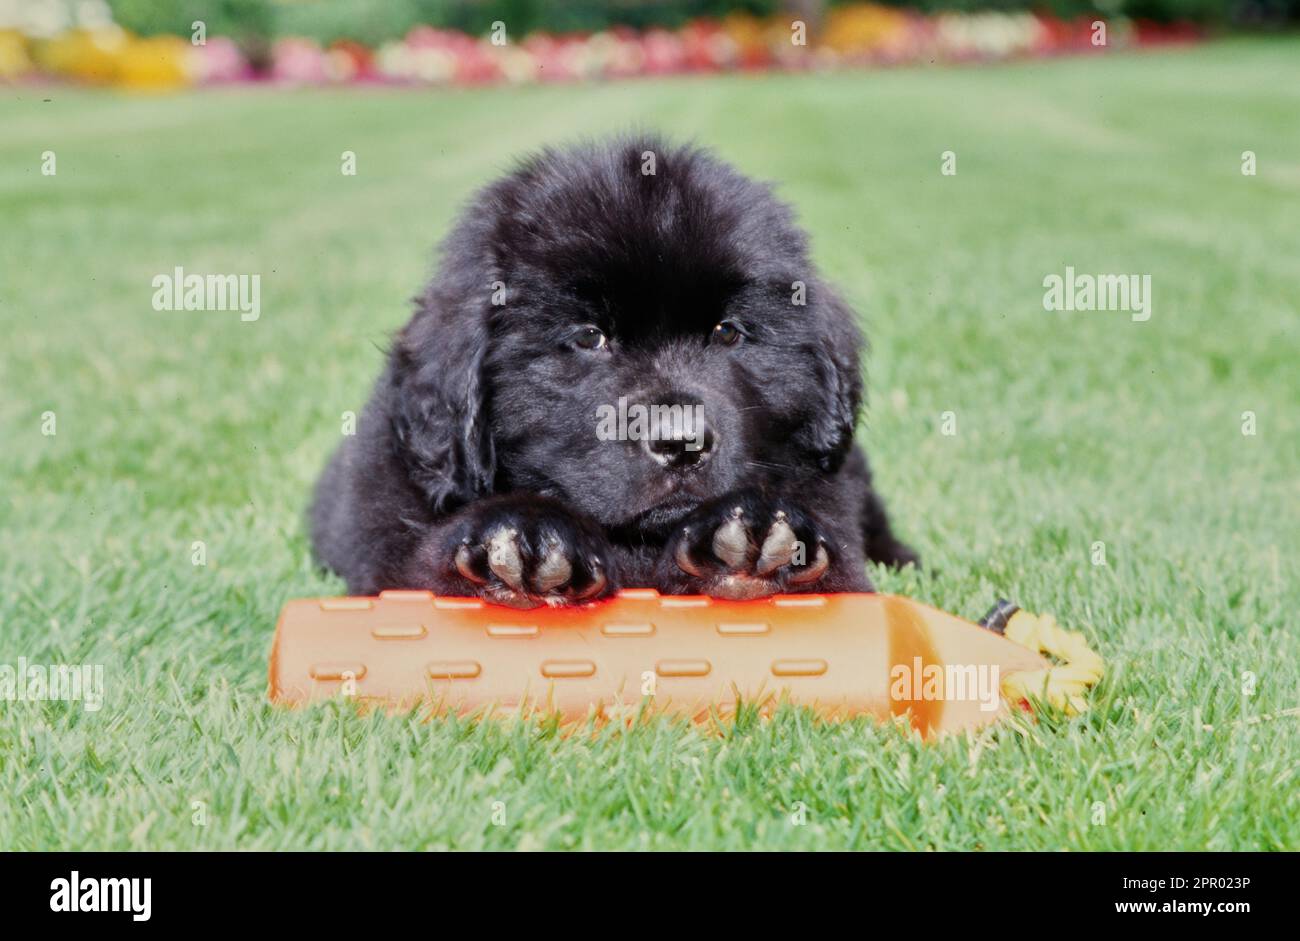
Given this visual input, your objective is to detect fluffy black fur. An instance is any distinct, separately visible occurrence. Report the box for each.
[311,135,916,606]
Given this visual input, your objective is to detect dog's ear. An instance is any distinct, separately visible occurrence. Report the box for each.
[797,287,864,473]
[388,295,495,512]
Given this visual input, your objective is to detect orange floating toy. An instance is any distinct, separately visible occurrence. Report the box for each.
[269,590,1102,737]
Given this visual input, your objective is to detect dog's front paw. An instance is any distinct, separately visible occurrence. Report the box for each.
[448,497,614,609]
[666,496,831,600]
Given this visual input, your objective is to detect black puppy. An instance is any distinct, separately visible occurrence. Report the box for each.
[311,135,916,607]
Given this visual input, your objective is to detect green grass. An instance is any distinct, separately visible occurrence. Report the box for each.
[2,38,1298,850]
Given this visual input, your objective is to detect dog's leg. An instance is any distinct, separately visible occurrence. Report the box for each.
[842,446,919,570]
[860,485,919,570]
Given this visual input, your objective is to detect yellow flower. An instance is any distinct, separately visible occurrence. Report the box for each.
[0,29,33,80]
[117,35,194,89]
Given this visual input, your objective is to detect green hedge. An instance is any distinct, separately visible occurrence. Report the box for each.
[106,0,1293,46]
[105,1,762,44]
[108,0,274,42]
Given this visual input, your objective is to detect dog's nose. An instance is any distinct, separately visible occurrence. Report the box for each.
[643,416,715,470]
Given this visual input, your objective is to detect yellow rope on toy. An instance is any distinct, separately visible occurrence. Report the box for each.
[1001,610,1104,715]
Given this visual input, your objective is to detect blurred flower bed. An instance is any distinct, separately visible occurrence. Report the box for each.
[0,1,1200,89]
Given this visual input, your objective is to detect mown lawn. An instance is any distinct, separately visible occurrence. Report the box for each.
[1,38,1297,850]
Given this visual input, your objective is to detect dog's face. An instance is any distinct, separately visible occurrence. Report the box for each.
[396,139,863,534]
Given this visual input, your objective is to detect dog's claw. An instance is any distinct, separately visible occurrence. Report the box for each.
[755,512,797,576]
[574,558,608,600]
[712,507,753,570]
[675,531,706,578]
[788,542,830,585]
[486,528,525,591]
[532,540,572,593]
[454,543,487,584]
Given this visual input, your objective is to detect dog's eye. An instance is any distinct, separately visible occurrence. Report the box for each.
[712,320,743,346]
[574,326,608,350]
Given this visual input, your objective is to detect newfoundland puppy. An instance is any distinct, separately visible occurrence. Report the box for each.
[311,135,916,607]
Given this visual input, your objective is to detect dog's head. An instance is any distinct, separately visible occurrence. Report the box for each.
[392,136,864,533]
